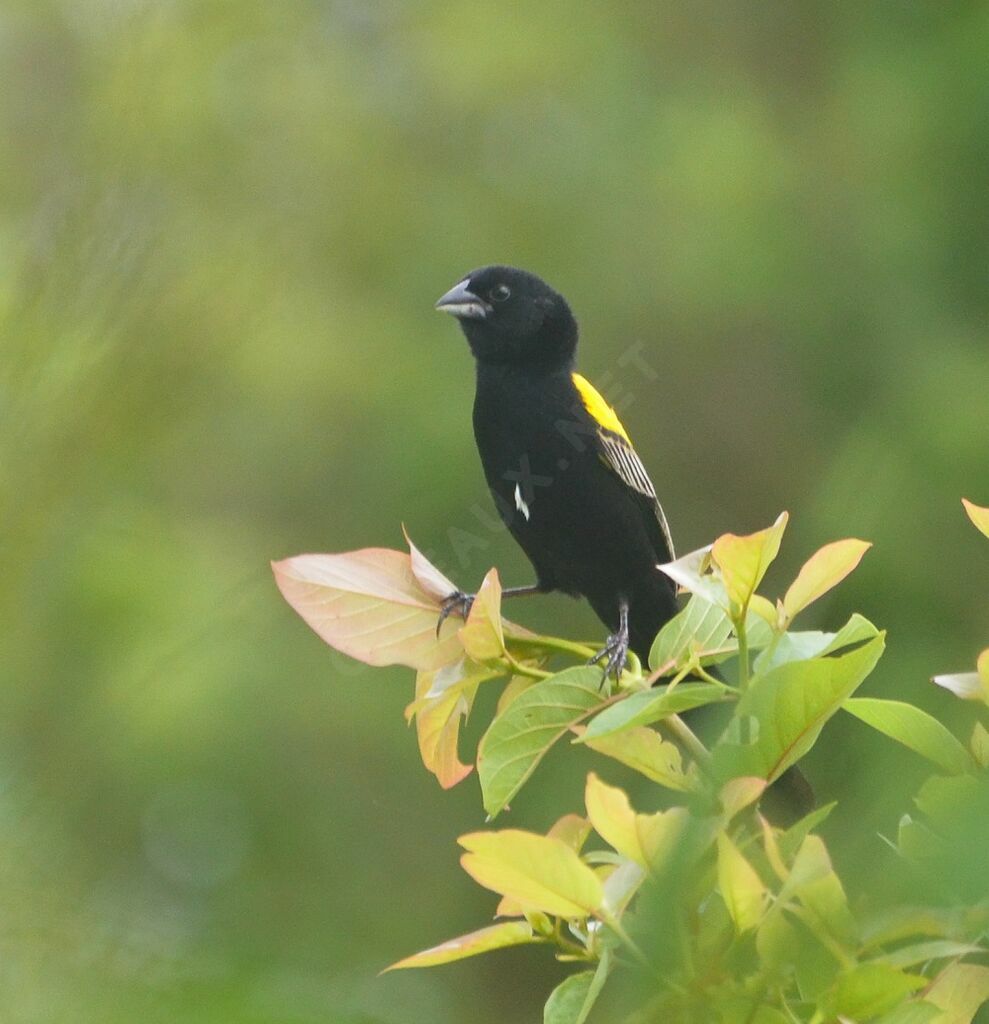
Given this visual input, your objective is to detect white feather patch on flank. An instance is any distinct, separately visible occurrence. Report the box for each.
[514,484,531,521]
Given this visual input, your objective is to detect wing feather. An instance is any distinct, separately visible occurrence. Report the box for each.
[599,430,676,559]
[571,371,675,560]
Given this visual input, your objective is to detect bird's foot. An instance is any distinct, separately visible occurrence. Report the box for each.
[588,628,630,682]
[436,589,475,636]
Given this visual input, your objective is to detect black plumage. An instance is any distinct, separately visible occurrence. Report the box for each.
[435,265,678,674]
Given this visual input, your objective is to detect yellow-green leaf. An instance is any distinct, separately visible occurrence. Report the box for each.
[459,830,603,919]
[497,815,591,917]
[782,538,872,622]
[784,835,857,947]
[584,774,691,869]
[925,962,989,1023]
[412,666,480,789]
[585,773,644,864]
[547,814,593,852]
[717,832,767,932]
[711,511,789,613]
[405,657,498,719]
[384,920,536,971]
[878,941,986,970]
[721,777,767,820]
[825,963,927,1020]
[970,722,989,768]
[962,498,989,540]
[749,593,780,627]
[638,807,692,871]
[458,568,505,661]
[497,675,536,714]
[577,725,692,791]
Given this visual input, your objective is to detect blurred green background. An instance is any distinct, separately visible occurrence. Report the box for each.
[1,2,987,1021]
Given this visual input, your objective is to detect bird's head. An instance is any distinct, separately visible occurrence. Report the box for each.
[435,265,577,366]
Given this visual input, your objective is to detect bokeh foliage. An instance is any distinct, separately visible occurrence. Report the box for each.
[0,2,986,1022]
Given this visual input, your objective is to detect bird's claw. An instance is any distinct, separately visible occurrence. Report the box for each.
[588,629,629,682]
[436,589,475,636]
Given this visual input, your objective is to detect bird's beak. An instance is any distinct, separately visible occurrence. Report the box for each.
[434,279,491,320]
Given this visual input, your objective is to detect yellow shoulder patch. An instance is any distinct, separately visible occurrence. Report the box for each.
[571,372,631,444]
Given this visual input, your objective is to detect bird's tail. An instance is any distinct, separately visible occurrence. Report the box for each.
[627,574,679,664]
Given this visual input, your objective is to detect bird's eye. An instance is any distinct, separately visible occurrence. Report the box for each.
[491,284,511,302]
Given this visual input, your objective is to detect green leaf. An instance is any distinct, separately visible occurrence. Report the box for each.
[544,971,595,1024]
[753,630,836,674]
[717,1001,792,1024]
[970,722,989,768]
[844,698,974,774]
[925,962,989,1023]
[576,724,693,791]
[384,920,536,970]
[778,801,837,861]
[861,906,970,948]
[716,633,885,782]
[717,832,767,932]
[824,963,927,1020]
[753,613,880,674]
[478,667,607,818]
[819,612,884,653]
[459,829,603,918]
[913,773,987,821]
[579,683,728,742]
[878,940,985,970]
[577,948,613,1024]
[544,950,613,1024]
[756,907,801,968]
[648,594,732,671]
[783,835,857,948]
[711,511,788,613]
[875,1004,941,1024]
[782,538,871,622]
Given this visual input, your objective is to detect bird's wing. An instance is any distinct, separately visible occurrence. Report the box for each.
[571,372,676,560]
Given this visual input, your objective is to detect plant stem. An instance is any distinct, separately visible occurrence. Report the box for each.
[737,615,750,692]
[736,610,751,745]
[694,663,735,689]
[600,912,656,978]
[508,633,598,661]
[666,714,710,764]
[501,650,551,679]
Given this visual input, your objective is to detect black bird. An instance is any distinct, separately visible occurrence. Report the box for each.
[434,265,678,677]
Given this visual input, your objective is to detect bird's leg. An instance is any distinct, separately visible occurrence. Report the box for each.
[436,583,544,635]
[589,600,630,681]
